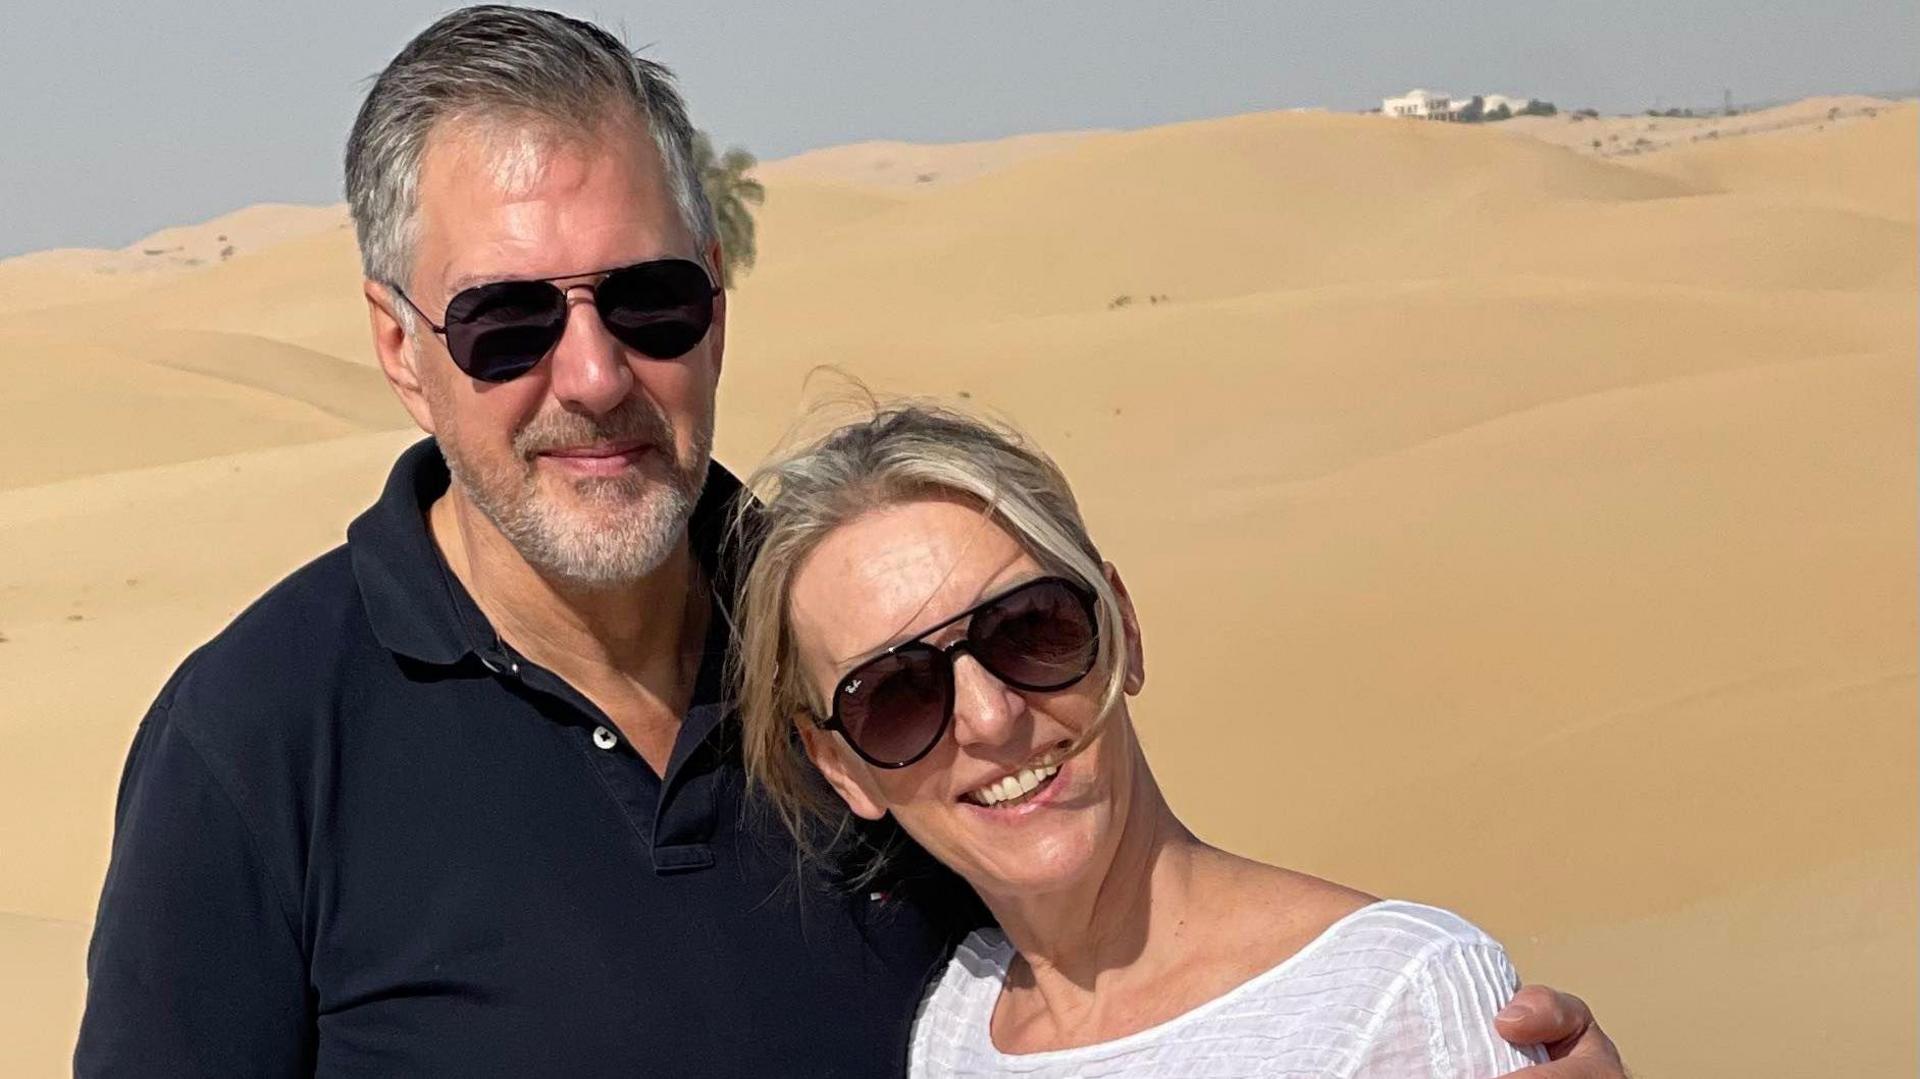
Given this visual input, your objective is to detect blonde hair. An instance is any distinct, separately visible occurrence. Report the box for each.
[731,402,1130,866]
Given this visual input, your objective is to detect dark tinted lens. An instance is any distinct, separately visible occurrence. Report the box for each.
[595,259,715,359]
[443,280,567,381]
[835,646,951,766]
[970,579,1097,692]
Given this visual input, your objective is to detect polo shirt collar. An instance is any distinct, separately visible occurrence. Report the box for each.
[348,437,749,668]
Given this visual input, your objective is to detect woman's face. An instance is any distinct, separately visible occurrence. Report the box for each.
[787,495,1145,901]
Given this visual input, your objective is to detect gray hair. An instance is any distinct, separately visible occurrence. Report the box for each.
[344,4,715,293]
[731,403,1131,862]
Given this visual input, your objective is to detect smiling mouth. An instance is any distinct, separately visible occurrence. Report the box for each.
[538,440,649,459]
[962,754,1064,808]
[531,442,659,476]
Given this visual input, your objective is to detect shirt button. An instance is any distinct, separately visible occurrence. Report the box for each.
[592,726,619,751]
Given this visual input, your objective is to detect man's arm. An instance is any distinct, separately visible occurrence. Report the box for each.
[75,696,314,1077]
[1497,985,1627,1078]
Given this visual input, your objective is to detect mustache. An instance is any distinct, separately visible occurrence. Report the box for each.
[513,399,677,458]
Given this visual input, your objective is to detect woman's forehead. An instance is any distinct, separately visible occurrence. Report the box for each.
[789,499,1034,662]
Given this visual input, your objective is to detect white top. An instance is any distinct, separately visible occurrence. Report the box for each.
[909,900,1547,1078]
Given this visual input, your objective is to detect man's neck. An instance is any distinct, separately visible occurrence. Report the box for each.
[428,486,705,768]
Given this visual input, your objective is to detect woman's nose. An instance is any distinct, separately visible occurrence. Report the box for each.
[545,290,633,416]
[948,653,1027,749]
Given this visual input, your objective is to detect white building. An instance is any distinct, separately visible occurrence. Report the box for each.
[1382,89,1546,121]
[1382,89,1458,121]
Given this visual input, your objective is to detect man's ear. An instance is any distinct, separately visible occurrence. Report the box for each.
[704,238,727,379]
[1104,562,1146,694]
[798,721,888,822]
[364,278,436,434]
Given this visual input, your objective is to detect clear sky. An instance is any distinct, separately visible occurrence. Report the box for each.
[3,0,1914,257]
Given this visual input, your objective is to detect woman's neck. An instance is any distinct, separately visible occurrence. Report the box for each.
[975,753,1221,1041]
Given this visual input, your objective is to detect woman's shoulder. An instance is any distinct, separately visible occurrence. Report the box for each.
[1326,899,1510,950]
[1201,898,1526,1051]
[1284,899,1518,980]
[1224,859,1503,964]
[1312,902,1546,1074]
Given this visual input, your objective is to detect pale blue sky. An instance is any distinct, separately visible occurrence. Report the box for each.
[2,0,1913,257]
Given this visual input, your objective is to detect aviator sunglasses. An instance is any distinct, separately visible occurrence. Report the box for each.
[815,576,1101,769]
[390,258,721,382]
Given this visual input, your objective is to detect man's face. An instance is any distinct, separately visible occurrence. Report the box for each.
[397,117,722,585]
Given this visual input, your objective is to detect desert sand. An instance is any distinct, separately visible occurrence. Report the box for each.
[1,98,1913,1077]
[1500,94,1898,159]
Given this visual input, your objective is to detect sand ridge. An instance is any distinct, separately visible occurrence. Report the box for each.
[754,129,1106,189]
[1,99,1913,1078]
[0,204,351,318]
[1499,93,1904,158]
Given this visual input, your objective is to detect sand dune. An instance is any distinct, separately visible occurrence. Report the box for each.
[756,130,1103,188]
[127,202,349,270]
[0,914,91,1073]
[0,251,176,317]
[0,326,400,489]
[7,222,374,364]
[1634,106,1919,222]
[0,204,350,318]
[1500,93,1906,159]
[0,218,406,489]
[734,180,917,271]
[732,108,1910,336]
[1,100,1912,1077]
[98,224,373,363]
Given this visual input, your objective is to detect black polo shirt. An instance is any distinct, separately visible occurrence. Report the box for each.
[76,439,969,1078]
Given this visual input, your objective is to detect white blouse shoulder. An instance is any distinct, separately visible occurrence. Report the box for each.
[908,899,1546,1078]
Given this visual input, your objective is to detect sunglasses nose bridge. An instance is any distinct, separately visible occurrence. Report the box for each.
[543,283,635,409]
[942,638,1005,692]
[945,643,1026,749]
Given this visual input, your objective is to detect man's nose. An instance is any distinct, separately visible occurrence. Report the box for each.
[545,289,633,415]
[949,653,1027,750]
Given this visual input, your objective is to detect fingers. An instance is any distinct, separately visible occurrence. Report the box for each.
[1496,984,1595,1052]
[1498,985,1627,1077]
[1504,1059,1626,1079]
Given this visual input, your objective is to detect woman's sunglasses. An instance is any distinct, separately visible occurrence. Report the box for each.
[390,258,721,383]
[815,576,1100,769]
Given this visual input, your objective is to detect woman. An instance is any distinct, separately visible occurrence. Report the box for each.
[734,405,1546,1077]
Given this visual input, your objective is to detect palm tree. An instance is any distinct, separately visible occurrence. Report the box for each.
[693,132,765,288]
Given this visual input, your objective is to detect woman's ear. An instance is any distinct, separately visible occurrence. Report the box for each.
[798,720,889,821]
[1103,562,1146,694]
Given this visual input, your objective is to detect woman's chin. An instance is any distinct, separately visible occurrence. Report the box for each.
[893,749,1118,901]
[971,861,1094,901]
[939,815,1106,901]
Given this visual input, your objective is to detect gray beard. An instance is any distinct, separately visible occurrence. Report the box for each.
[440,398,712,588]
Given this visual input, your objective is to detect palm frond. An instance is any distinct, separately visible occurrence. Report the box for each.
[694,130,765,288]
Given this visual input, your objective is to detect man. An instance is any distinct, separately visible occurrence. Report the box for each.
[77,7,1627,1076]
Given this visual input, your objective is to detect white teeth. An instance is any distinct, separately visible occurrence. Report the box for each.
[968,762,1061,807]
